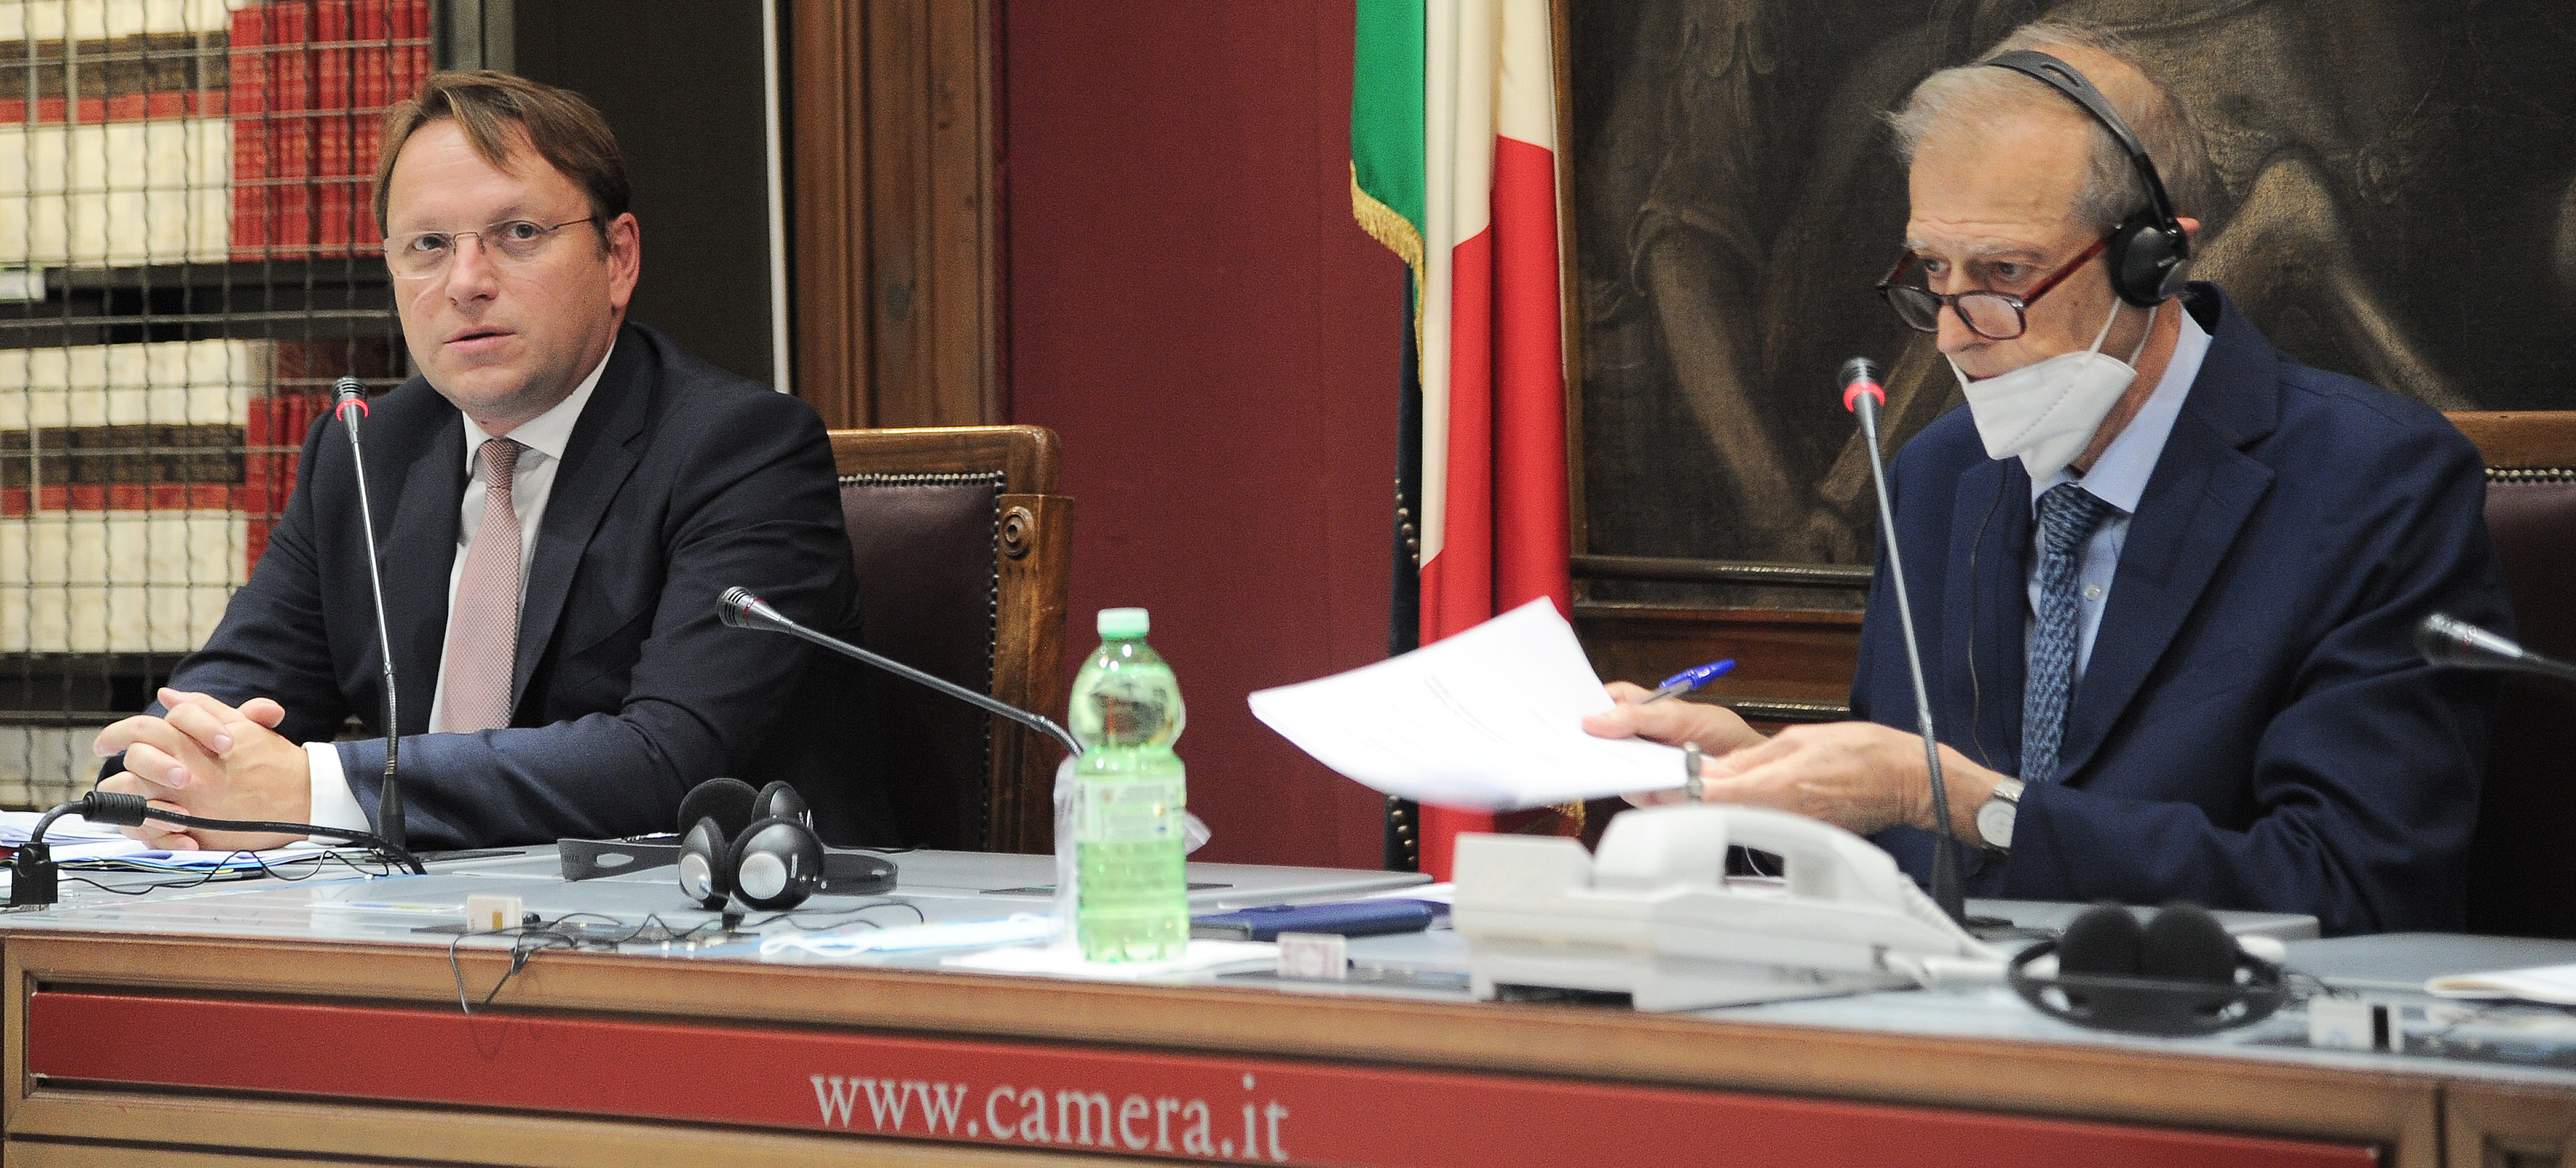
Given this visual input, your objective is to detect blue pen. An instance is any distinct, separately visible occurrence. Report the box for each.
[1644,658,1735,702]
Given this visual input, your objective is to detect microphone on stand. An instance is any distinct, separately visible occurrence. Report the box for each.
[333,376,405,852]
[718,586,1083,757]
[1841,357,1968,925]
[2417,613,2576,682]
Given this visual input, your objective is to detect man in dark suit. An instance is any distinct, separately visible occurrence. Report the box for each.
[92,72,869,852]
[1589,23,2509,935]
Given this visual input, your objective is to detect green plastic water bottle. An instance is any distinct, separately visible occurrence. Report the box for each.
[1068,607,1188,961]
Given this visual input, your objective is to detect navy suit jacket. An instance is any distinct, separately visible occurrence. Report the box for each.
[1858,286,2510,936]
[123,323,875,849]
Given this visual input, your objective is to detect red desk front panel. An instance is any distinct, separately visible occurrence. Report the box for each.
[32,990,2377,1167]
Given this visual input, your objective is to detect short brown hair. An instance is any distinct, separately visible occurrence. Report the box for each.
[372,70,631,236]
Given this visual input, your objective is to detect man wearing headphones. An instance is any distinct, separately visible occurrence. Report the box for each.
[1589,21,2513,936]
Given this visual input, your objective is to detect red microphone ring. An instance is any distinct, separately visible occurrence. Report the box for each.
[335,397,369,419]
[1842,381,1886,413]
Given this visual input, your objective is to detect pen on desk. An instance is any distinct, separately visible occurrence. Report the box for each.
[1644,659,1735,702]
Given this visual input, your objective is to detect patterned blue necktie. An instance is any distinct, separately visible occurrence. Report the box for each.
[2021,482,2118,783]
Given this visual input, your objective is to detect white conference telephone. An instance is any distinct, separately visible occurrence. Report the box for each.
[1451,804,2003,1012]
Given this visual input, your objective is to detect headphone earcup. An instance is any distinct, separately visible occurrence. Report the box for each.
[2105,212,2187,307]
[751,780,810,827]
[2140,902,2238,985]
[2057,902,2144,975]
[676,777,759,839]
[676,816,733,910]
[729,816,824,911]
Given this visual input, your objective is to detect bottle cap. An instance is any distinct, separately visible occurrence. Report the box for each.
[1097,607,1150,639]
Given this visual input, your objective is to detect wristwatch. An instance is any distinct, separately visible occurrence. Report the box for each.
[1975,777,2024,853]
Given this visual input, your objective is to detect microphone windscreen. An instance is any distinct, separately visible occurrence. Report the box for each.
[676,777,759,840]
[2138,902,2237,985]
[1838,357,1881,390]
[2417,612,2523,669]
[718,586,761,629]
[2057,902,2144,976]
[1838,357,1886,413]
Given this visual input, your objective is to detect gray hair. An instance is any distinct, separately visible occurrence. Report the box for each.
[1888,19,2213,229]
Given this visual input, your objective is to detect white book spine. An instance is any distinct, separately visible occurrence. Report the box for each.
[0,338,268,428]
[0,119,232,266]
[0,724,117,809]
[0,512,248,654]
[0,0,240,41]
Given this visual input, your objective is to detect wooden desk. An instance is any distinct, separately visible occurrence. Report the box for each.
[9,924,2576,1168]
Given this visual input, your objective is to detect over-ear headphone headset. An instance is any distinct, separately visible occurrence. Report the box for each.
[675,777,826,911]
[1981,50,2190,308]
[2007,902,2287,1036]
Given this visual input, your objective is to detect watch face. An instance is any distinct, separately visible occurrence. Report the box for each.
[1976,799,2015,849]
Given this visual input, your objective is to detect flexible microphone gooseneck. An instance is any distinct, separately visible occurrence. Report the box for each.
[718,587,1083,758]
[1841,357,1967,924]
[2417,613,2576,682]
[333,376,406,853]
[7,789,427,907]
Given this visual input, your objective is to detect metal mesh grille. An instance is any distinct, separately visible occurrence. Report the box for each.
[0,0,423,809]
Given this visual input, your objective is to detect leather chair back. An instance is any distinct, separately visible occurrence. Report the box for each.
[2448,412,2576,939]
[832,427,1072,853]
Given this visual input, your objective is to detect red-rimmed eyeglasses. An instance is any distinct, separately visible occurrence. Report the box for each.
[1875,235,2110,341]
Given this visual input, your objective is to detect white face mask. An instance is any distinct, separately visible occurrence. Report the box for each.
[1948,299,2155,483]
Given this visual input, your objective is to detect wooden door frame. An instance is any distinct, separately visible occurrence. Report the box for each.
[786,0,1004,429]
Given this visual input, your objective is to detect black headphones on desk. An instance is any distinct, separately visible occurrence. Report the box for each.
[1981,50,2191,307]
[674,777,826,911]
[2008,902,2287,1036]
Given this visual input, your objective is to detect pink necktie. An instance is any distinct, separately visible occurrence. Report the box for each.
[439,437,523,733]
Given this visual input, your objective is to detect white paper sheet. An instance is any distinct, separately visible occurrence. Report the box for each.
[1247,598,1687,810]
[2427,963,2576,1005]
[0,810,130,845]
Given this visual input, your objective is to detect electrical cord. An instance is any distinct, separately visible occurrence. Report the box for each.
[9,791,424,906]
[445,901,929,1015]
[59,847,399,896]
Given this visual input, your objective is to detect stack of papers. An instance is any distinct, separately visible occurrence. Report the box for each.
[1,809,345,870]
[1248,599,1688,809]
[1,809,130,846]
[2427,963,2576,1005]
[944,940,1279,981]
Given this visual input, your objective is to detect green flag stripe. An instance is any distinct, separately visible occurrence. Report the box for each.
[1351,0,1424,276]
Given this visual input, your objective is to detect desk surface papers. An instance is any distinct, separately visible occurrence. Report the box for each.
[1248,598,1687,810]
[2427,963,2576,1005]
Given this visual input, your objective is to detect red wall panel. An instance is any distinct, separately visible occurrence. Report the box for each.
[1004,2,1404,868]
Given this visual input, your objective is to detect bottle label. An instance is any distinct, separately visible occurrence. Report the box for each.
[1077,779,1185,844]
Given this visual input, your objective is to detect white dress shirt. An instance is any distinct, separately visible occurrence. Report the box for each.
[2025,309,2211,682]
[306,344,613,833]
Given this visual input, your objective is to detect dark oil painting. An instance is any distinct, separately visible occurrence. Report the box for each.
[1569,0,2576,597]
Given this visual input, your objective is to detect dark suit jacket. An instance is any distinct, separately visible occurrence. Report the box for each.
[126,323,883,849]
[1858,285,2510,936]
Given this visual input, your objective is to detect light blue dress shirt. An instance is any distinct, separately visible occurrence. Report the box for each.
[2026,309,2212,682]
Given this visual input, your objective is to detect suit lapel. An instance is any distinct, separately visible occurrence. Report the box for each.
[512,334,652,705]
[1940,456,2029,775]
[381,406,465,737]
[2052,290,2279,781]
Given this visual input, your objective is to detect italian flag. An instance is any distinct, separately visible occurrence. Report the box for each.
[1352,0,1574,879]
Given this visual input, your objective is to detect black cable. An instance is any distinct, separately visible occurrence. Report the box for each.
[58,848,397,896]
[133,808,424,874]
[442,902,931,1015]
[57,791,422,874]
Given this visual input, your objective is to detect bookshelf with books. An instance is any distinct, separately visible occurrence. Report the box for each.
[0,0,423,809]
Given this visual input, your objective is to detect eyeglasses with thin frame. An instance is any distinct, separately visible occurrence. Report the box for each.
[1875,235,2110,340]
[382,217,600,278]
